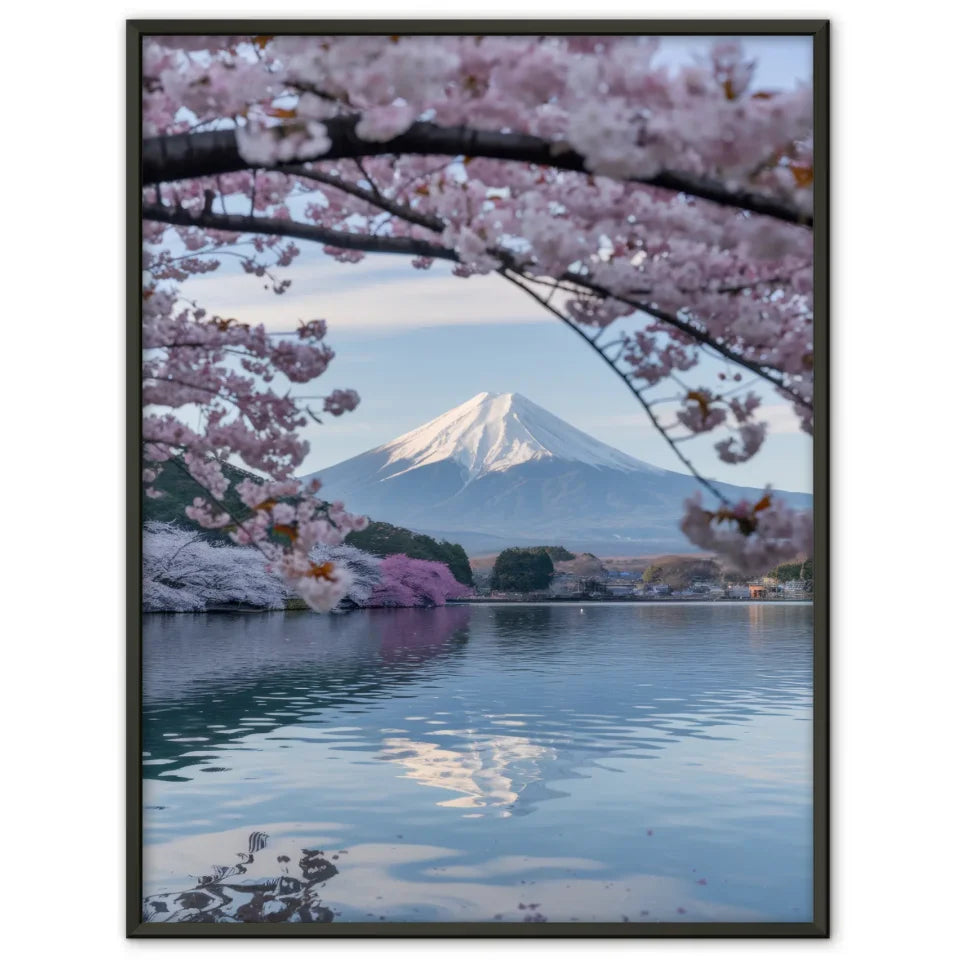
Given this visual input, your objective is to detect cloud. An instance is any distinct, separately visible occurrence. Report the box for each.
[584,403,805,436]
[181,254,552,334]
[755,403,807,435]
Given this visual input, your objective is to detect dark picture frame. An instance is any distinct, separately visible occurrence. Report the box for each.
[127,18,829,938]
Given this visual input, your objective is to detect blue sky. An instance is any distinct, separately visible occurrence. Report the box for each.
[654,34,813,87]
[176,36,813,494]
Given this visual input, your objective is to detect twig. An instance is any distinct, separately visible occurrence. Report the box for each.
[142,202,457,261]
[498,267,731,505]
[162,456,275,565]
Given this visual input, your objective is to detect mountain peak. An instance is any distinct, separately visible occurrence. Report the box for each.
[462,390,525,406]
[372,391,652,483]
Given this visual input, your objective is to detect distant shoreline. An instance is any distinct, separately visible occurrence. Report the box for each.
[144,596,814,615]
[452,596,812,605]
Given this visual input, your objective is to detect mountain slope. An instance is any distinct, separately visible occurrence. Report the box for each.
[305,392,811,555]
[374,391,658,480]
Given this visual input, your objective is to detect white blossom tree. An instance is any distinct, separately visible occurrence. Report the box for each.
[143,521,288,611]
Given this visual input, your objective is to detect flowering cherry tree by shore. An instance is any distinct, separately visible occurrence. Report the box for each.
[367,555,469,608]
[141,33,816,601]
[143,521,288,612]
[142,522,467,612]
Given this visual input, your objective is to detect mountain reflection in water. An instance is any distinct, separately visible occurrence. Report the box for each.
[379,734,554,813]
[143,603,813,923]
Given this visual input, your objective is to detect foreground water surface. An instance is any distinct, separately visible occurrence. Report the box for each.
[142,602,813,924]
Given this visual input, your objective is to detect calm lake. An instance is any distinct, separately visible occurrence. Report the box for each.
[142,602,813,924]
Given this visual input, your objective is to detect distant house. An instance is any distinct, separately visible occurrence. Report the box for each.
[579,577,609,596]
[645,583,671,596]
[550,574,580,596]
[608,584,634,597]
[689,579,721,595]
[490,590,551,600]
[726,585,751,599]
[782,580,810,598]
[748,584,768,599]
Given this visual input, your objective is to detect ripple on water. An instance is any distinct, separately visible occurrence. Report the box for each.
[142,604,813,924]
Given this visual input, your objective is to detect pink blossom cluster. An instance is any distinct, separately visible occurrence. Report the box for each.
[143,36,810,192]
[142,292,334,478]
[672,389,769,465]
[141,35,814,415]
[323,389,361,417]
[365,555,469,608]
[141,266,368,609]
[680,489,813,575]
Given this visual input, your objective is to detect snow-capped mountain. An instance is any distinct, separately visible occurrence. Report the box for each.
[305,392,811,555]
[362,392,657,481]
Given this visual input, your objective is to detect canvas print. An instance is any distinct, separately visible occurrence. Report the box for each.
[136,26,822,932]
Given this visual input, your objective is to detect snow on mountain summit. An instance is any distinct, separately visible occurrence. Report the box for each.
[375,391,655,482]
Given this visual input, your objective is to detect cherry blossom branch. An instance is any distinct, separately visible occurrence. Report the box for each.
[162,455,275,564]
[276,164,445,232]
[353,157,386,204]
[252,170,813,410]
[498,267,731,506]
[144,198,808,411]
[141,202,457,261]
[550,271,813,410]
[490,263,810,408]
[142,120,811,226]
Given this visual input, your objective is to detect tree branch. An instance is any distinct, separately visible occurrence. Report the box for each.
[274,169,811,409]
[277,164,445,232]
[161,456,276,565]
[141,203,458,261]
[142,119,811,226]
[240,168,810,405]
[497,267,731,506]
[551,271,812,410]
[143,198,810,410]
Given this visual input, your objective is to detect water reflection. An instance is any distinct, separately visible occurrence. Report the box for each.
[143,607,471,776]
[143,826,773,924]
[491,604,555,640]
[143,831,338,923]
[379,734,554,813]
[143,603,813,923]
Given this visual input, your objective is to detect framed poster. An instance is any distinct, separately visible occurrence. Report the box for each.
[128,19,828,937]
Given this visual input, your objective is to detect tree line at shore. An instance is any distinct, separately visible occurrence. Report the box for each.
[487,546,812,595]
[143,462,474,613]
[143,468,808,611]
[143,521,471,613]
